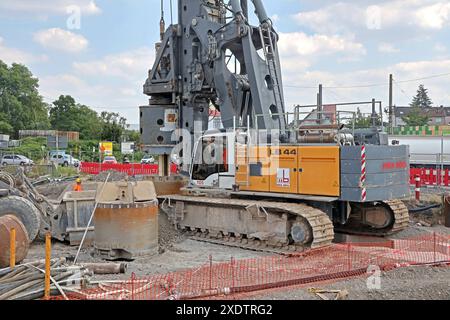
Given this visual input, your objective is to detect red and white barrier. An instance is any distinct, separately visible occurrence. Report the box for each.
[80,162,178,176]
[360,145,367,202]
[410,168,450,187]
[415,174,421,201]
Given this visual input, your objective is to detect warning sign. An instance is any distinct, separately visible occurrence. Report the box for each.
[99,142,113,156]
[277,168,290,187]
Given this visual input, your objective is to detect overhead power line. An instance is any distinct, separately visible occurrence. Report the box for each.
[394,71,450,84]
[284,71,450,90]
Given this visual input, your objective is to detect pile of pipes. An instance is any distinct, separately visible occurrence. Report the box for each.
[0,258,92,300]
[0,258,127,300]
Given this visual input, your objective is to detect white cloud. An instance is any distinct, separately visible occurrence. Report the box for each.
[281,58,450,112]
[294,1,450,35]
[278,32,366,57]
[0,36,47,65]
[0,0,101,16]
[378,43,400,53]
[39,73,143,121]
[277,32,366,75]
[434,43,447,52]
[294,3,362,35]
[39,48,155,122]
[416,2,450,29]
[34,28,88,53]
[73,47,154,79]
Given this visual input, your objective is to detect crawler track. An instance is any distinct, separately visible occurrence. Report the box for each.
[161,196,335,255]
[335,200,410,237]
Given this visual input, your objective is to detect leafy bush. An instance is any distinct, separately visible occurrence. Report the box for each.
[3,137,48,161]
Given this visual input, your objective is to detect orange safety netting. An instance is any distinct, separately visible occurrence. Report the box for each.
[51,232,450,300]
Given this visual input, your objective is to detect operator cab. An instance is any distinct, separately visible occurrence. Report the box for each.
[190,132,236,189]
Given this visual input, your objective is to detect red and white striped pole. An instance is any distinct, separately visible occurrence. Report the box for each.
[415,174,421,202]
[360,145,367,202]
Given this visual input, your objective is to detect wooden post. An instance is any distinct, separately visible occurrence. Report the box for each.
[44,233,51,300]
[9,228,16,269]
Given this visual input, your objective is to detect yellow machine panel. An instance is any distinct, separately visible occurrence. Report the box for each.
[236,145,340,197]
[269,146,298,194]
[236,146,270,192]
[297,146,340,197]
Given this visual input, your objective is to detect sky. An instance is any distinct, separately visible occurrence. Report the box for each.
[0,0,449,125]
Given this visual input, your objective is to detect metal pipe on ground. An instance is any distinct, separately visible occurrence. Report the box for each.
[0,260,89,300]
[79,263,127,275]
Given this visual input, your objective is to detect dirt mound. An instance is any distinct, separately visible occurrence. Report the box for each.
[90,170,128,182]
[158,210,185,253]
[403,196,444,227]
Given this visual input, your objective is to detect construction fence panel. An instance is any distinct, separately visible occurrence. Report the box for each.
[410,168,450,187]
[51,233,450,301]
[80,163,178,176]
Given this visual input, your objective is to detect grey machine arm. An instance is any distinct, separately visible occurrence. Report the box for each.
[141,0,286,155]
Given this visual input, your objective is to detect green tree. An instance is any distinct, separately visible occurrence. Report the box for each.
[0,60,50,136]
[49,95,78,131]
[402,107,430,126]
[354,107,381,128]
[410,84,433,108]
[123,129,141,144]
[78,105,103,140]
[0,112,13,134]
[100,111,129,143]
[49,95,103,140]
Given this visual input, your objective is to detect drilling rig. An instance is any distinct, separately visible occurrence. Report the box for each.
[140,0,410,253]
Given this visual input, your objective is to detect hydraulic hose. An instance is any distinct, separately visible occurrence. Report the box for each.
[409,204,441,214]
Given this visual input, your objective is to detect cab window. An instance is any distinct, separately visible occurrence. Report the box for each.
[192,136,228,181]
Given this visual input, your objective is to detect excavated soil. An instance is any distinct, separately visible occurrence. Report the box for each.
[90,170,128,182]
[158,210,186,253]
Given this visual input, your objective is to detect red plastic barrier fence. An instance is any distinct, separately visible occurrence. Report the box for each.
[50,233,450,301]
[410,168,450,187]
[83,164,448,183]
[80,162,179,176]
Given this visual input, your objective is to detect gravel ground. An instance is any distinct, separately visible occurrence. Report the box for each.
[26,210,270,282]
[90,170,128,182]
[391,223,450,239]
[247,266,450,300]
[22,192,450,299]
[26,239,270,282]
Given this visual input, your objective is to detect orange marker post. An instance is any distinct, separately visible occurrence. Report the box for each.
[10,228,16,269]
[44,233,51,300]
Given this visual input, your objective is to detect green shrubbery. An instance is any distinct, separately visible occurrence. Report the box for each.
[2,137,148,165]
[4,137,48,162]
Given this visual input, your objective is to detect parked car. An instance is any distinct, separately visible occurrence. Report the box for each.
[141,155,155,164]
[1,155,34,166]
[50,154,80,167]
[103,156,118,164]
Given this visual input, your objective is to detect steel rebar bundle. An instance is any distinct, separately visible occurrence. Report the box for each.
[0,258,93,300]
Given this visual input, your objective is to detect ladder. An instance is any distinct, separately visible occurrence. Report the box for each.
[235,128,251,187]
[258,26,284,113]
[235,143,250,187]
